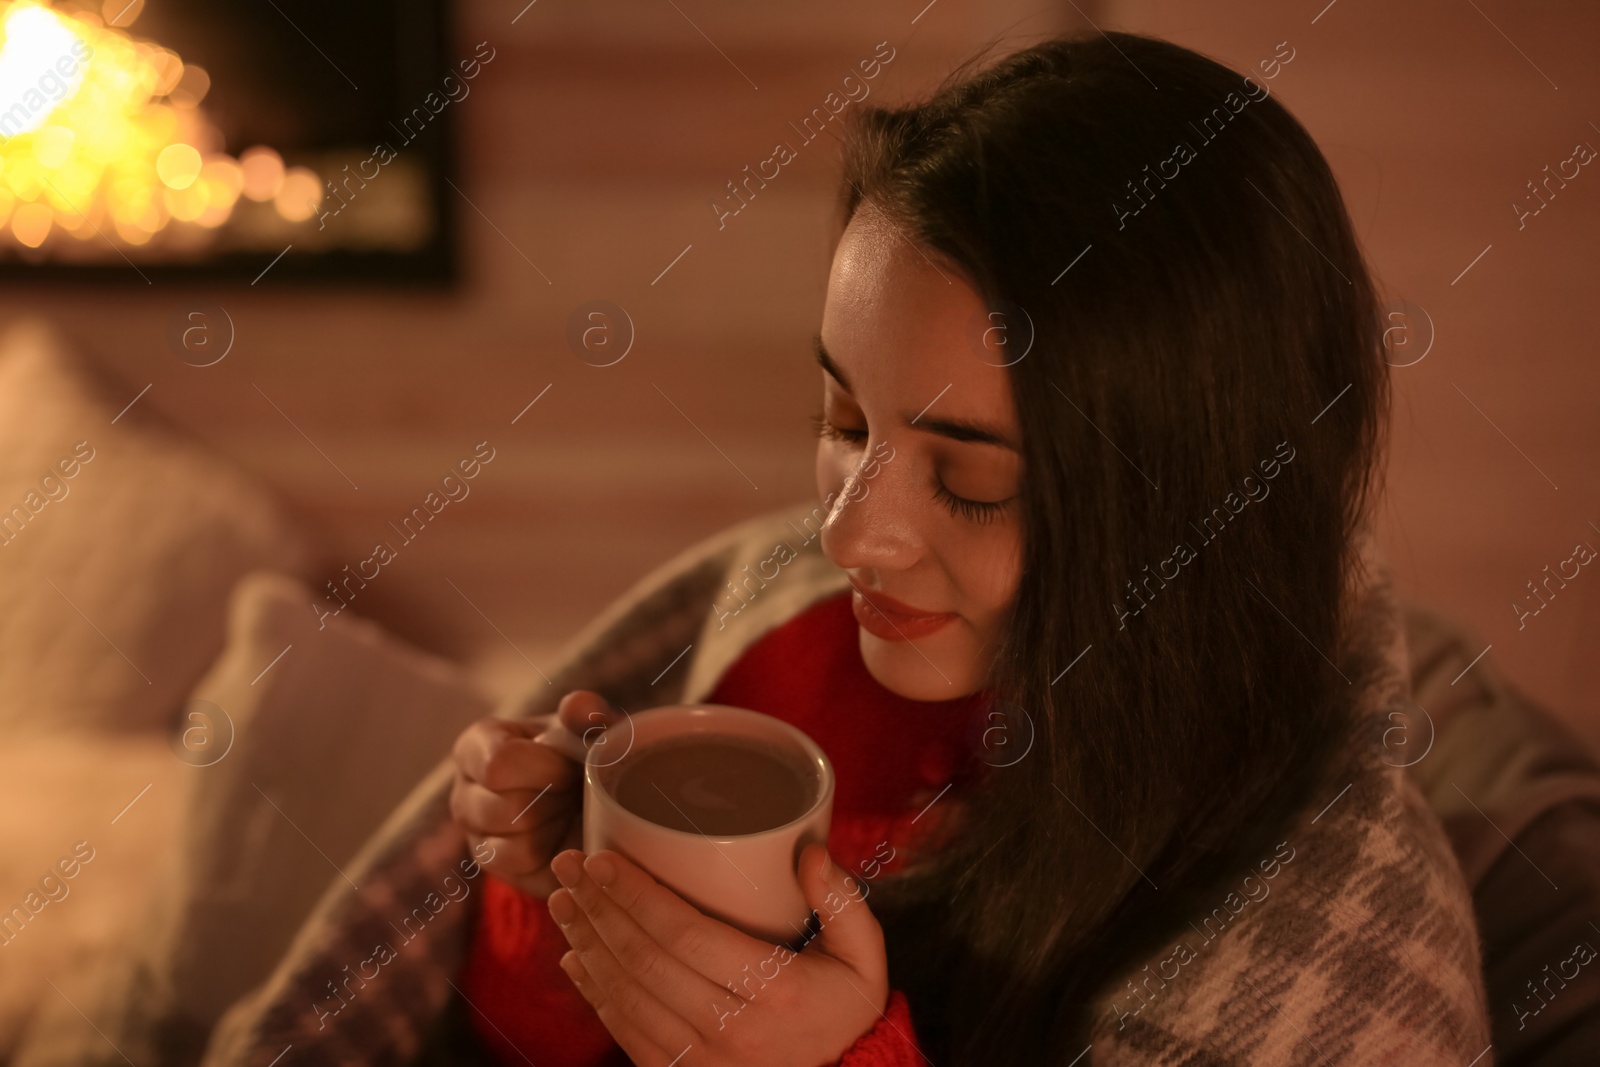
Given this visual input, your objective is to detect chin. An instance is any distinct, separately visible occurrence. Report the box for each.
[858,627,985,701]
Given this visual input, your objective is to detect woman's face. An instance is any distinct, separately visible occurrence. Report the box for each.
[814,200,1025,701]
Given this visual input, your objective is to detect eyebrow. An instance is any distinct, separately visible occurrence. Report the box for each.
[812,334,1020,452]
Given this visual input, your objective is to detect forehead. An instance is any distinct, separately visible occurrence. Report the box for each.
[820,202,1015,423]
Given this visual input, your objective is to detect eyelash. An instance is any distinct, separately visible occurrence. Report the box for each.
[809,410,865,446]
[934,482,1010,524]
[808,411,1010,524]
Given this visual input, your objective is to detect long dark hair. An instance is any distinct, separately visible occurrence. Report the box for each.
[834,29,1389,1063]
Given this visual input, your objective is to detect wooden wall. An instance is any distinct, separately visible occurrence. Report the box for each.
[8,0,1595,748]
[1107,0,1600,747]
[6,0,1073,692]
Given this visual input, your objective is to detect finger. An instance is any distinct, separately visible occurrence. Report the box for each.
[473,832,543,879]
[473,826,558,878]
[550,851,747,1030]
[450,778,571,837]
[564,849,792,993]
[549,886,705,1056]
[557,690,625,739]
[475,828,570,888]
[469,806,585,899]
[560,694,627,751]
[798,843,887,987]
[558,952,688,1067]
[455,717,582,793]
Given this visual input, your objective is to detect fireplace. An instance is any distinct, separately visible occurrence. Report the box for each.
[0,0,457,284]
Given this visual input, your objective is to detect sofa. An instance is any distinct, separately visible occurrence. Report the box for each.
[1,317,1596,1065]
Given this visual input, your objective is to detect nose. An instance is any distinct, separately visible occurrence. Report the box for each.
[818,441,922,574]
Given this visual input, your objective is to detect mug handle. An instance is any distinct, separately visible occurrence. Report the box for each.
[527,710,592,764]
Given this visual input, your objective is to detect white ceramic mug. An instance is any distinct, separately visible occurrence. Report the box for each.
[529,702,835,947]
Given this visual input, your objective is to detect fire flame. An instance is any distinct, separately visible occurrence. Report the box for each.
[0,0,319,252]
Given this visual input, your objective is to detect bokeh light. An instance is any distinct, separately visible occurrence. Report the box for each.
[156,142,201,189]
[0,0,317,253]
[274,166,321,222]
[101,0,141,27]
[12,200,51,246]
[239,145,284,202]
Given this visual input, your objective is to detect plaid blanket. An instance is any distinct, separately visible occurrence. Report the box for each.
[1086,541,1492,1065]
[199,499,1491,1066]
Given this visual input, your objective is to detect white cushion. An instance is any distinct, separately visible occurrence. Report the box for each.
[0,731,182,1056]
[0,316,318,735]
[9,570,494,1066]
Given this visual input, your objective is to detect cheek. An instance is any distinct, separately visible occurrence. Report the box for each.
[953,522,1024,626]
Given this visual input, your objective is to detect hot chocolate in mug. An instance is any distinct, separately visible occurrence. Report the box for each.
[529,702,835,947]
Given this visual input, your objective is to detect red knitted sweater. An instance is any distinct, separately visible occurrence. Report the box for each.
[458,588,994,1066]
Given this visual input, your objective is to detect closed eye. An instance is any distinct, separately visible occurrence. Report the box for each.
[933,482,1010,524]
[810,410,866,445]
[812,410,1012,524]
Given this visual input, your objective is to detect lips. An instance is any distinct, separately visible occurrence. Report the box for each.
[849,585,958,641]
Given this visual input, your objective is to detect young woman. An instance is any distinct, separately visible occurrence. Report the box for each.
[199,28,1494,1067]
[441,27,1490,1067]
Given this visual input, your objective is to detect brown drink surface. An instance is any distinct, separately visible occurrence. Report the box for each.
[608,733,819,836]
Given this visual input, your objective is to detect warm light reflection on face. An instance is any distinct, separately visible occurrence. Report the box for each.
[815,200,1025,701]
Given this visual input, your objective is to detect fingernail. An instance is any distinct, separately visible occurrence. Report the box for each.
[584,852,616,887]
[553,852,581,889]
[548,890,576,927]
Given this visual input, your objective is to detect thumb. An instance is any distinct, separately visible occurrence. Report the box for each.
[557,690,627,753]
[557,690,623,735]
[797,843,885,980]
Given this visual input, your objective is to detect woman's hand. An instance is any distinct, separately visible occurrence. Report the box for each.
[547,842,890,1067]
[448,690,624,898]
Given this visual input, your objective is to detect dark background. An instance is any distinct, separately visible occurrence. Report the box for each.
[5,0,1595,748]
[0,0,457,281]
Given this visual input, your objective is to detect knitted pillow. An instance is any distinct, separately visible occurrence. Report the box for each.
[10,570,496,1067]
[0,316,318,735]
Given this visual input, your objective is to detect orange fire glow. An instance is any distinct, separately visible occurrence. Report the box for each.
[0,0,319,251]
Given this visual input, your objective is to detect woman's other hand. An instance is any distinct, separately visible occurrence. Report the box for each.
[449,690,624,898]
[547,842,891,1067]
